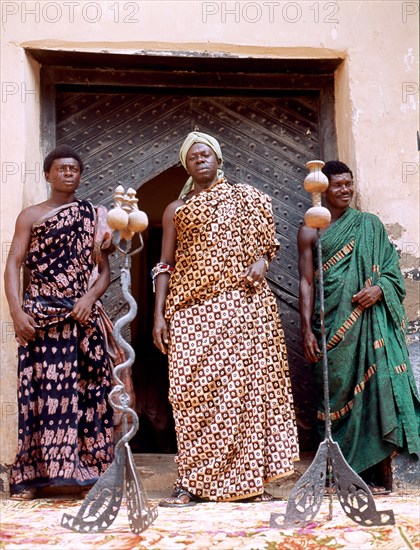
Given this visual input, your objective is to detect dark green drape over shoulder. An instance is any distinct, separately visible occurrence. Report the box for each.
[313,208,420,473]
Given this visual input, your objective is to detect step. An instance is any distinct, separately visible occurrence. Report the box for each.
[134,452,315,499]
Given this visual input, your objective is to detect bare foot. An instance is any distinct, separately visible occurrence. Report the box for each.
[159,487,199,507]
[367,483,391,495]
[245,491,274,502]
[10,487,37,500]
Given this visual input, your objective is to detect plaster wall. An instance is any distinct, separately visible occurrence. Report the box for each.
[1,0,419,465]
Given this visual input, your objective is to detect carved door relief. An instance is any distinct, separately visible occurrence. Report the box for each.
[53,82,336,452]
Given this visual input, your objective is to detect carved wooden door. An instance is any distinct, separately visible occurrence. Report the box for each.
[56,91,324,451]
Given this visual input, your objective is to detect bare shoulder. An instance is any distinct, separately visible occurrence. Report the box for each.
[15,203,50,229]
[297,223,318,247]
[163,198,186,219]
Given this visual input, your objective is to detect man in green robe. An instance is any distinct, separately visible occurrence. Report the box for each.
[298,160,420,490]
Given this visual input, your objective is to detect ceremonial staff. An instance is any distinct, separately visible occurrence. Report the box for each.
[273,161,395,528]
[62,186,158,534]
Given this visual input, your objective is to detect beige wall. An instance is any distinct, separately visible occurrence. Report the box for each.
[1,0,419,464]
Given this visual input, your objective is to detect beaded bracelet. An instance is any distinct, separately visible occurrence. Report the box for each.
[151,262,174,292]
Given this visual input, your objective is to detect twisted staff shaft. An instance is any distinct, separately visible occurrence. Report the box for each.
[110,254,139,440]
[62,234,158,534]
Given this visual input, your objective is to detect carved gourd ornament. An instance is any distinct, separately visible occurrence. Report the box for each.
[107,185,129,231]
[303,160,331,229]
[107,185,149,241]
[126,188,149,233]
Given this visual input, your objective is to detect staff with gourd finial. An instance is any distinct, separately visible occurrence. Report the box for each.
[278,160,395,529]
[62,185,157,535]
[302,160,332,440]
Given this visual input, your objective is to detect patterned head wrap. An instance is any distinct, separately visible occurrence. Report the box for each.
[179,131,223,169]
[178,132,224,198]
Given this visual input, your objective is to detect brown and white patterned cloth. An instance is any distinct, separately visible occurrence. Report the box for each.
[165,179,299,501]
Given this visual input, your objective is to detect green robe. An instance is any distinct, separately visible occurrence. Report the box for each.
[313,207,420,473]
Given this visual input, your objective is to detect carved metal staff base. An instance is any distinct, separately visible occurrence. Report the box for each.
[62,235,158,534]
[272,231,395,529]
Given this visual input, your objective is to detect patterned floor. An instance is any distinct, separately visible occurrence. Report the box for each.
[1,493,419,549]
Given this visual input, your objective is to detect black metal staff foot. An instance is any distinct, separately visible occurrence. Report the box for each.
[329,441,395,526]
[280,440,328,527]
[277,438,395,528]
[61,452,125,533]
[125,442,158,534]
[61,442,158,534]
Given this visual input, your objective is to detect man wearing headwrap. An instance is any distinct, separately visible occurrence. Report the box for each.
[178,131,224,198]
[152,132,299,506]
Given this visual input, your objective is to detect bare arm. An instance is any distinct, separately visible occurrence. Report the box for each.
[297,224,321,362]
[152,200,182,354]
[4,209,37,345]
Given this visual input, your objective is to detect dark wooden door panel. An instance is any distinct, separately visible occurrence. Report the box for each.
[56,91,323,449]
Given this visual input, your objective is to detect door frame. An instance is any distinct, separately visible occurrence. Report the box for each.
[30,49,341,161]
[33,49,342,453]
